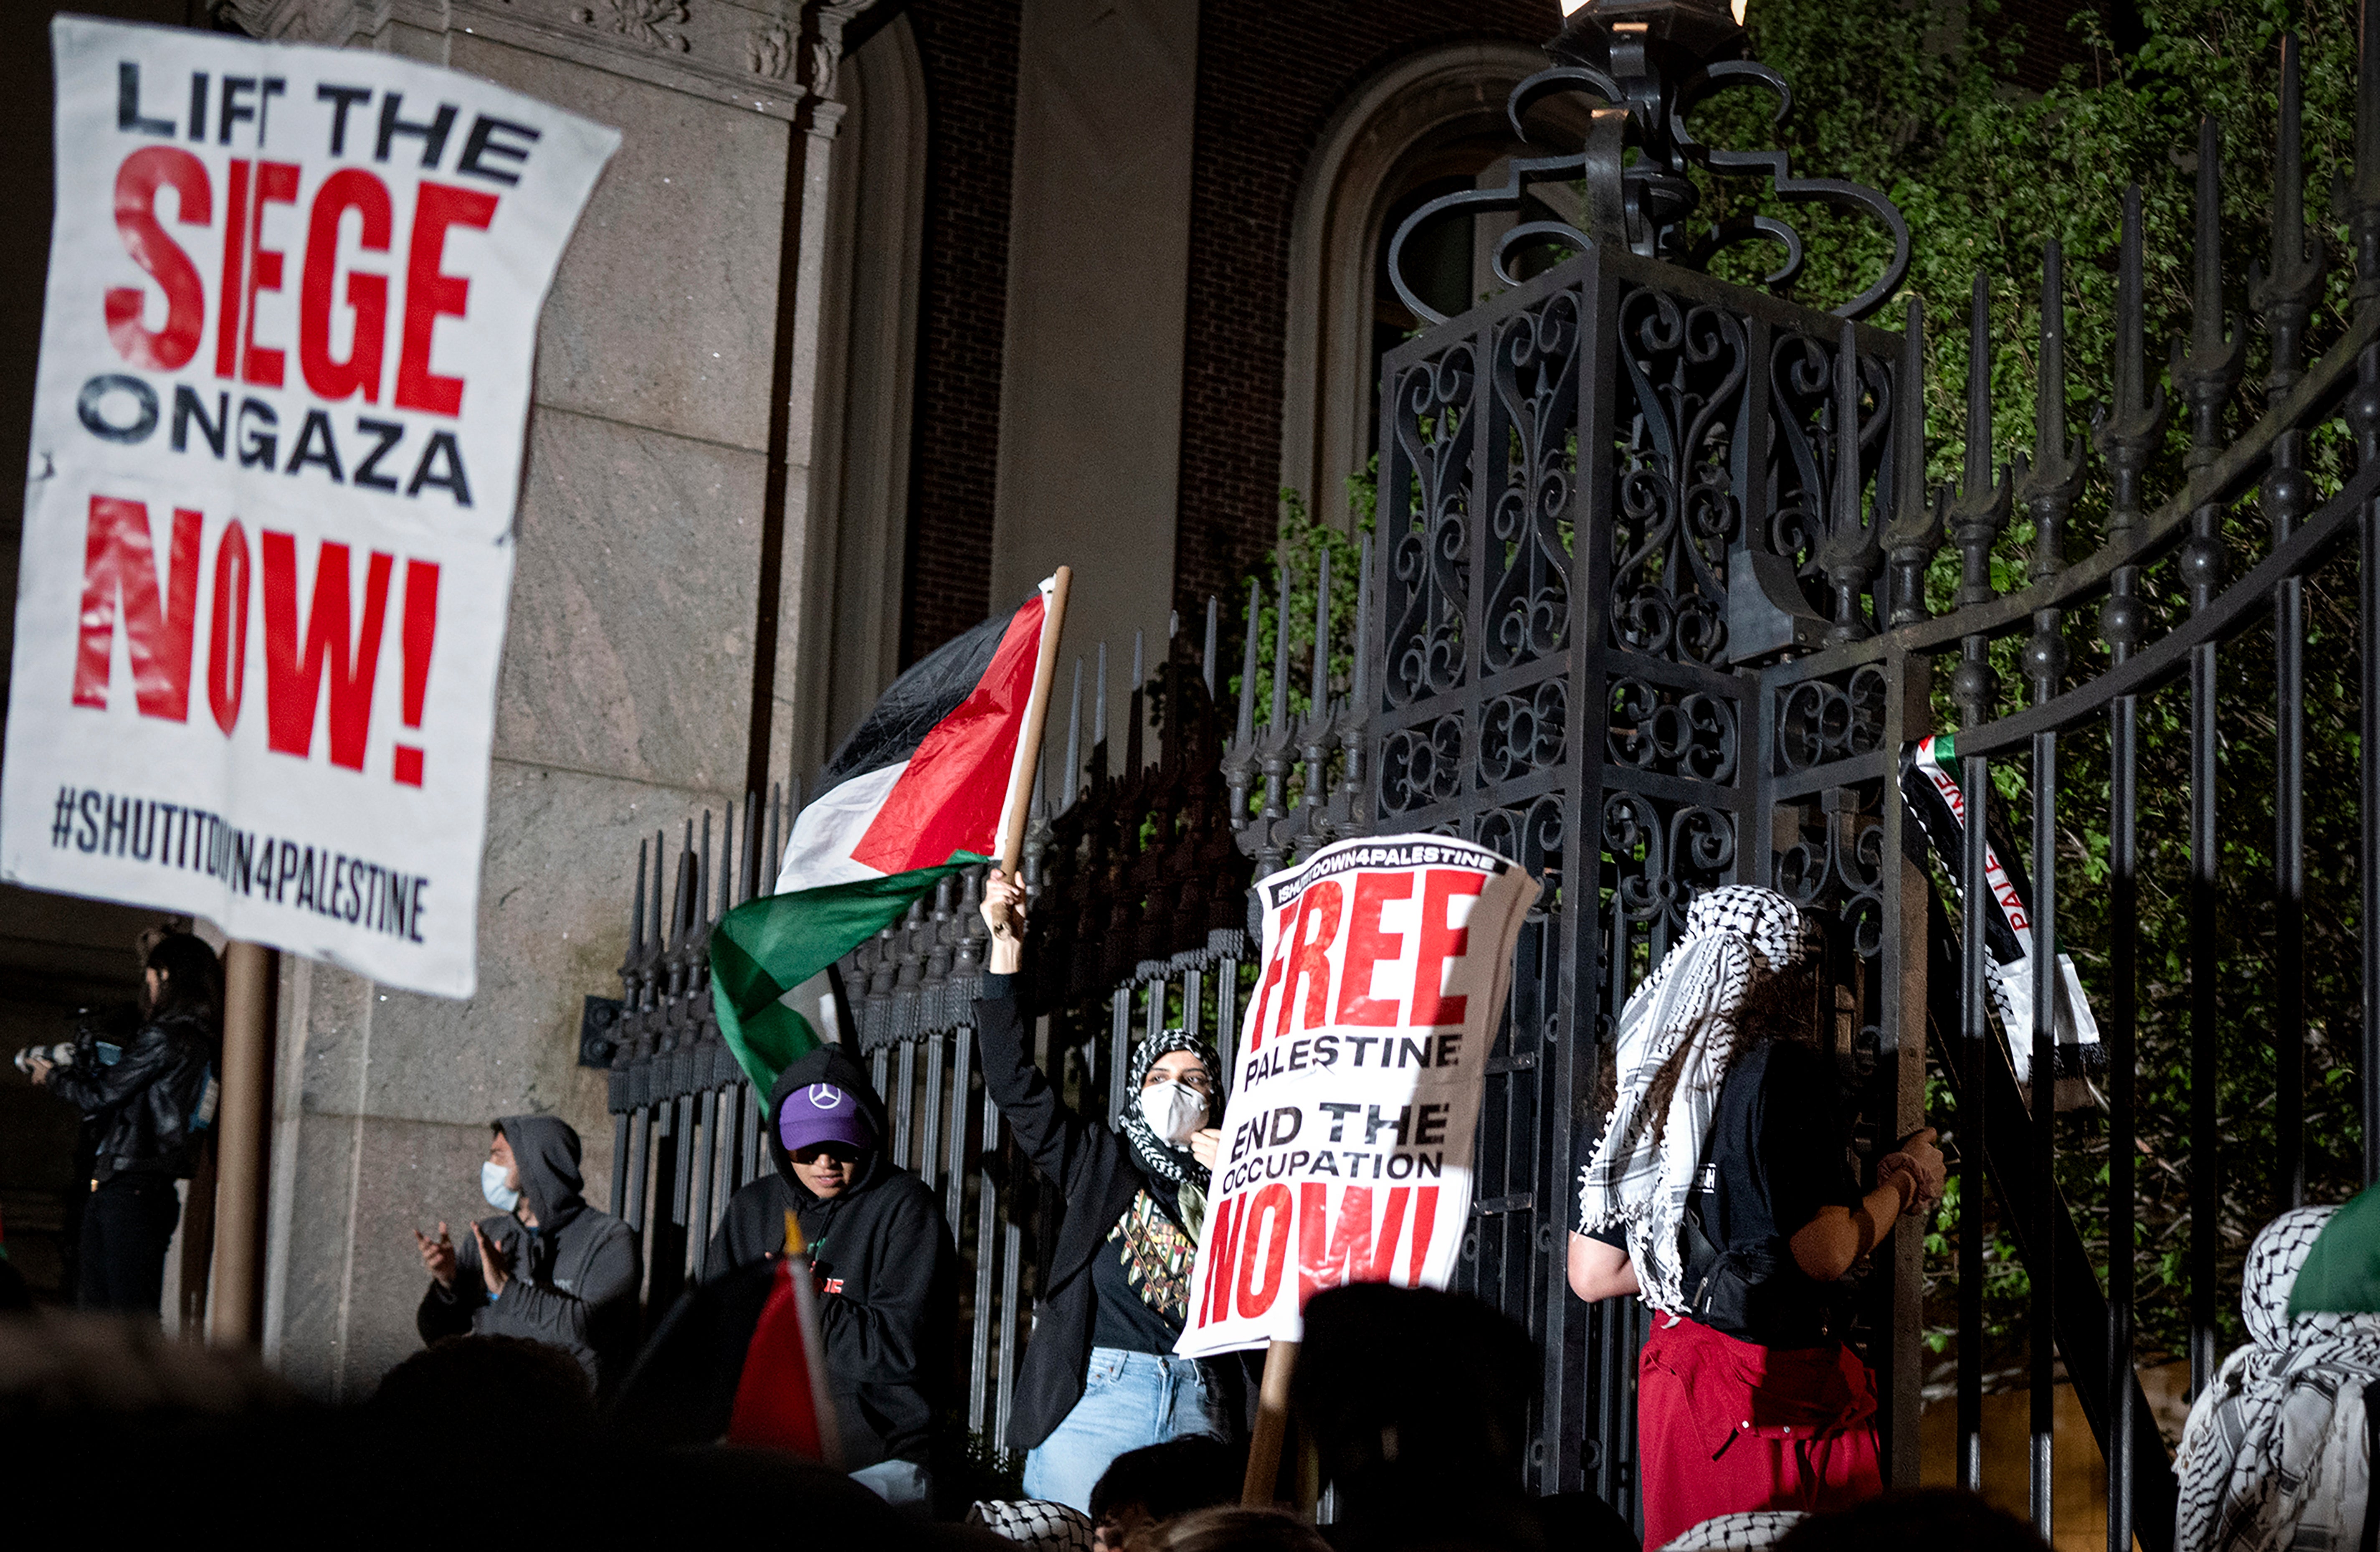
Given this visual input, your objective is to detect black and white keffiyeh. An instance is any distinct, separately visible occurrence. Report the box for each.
[1577,885,1815,1315]
[967,1499,1098,1552]
[1117,1027,1221,1193]
[1117,1027,1221,1248]
[2175,1205,2380,1552]
[1660,1511,1808,1551]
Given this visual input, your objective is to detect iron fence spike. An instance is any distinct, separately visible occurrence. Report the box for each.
[1203,595,1219,700]
[1094,640,1109,781]
[1064,658,1084,810]
[1237,578,1261,743]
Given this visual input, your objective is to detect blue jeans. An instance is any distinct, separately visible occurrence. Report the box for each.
[1021,1347,1229,1512]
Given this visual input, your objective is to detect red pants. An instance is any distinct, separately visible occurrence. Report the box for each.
[1636,1315,1883,1548]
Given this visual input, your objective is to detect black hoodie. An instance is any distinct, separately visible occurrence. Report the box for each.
[418,1115,641,1396]
[617,1048,957,1470]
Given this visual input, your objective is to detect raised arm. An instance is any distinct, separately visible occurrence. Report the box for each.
[974,870,1106,1197]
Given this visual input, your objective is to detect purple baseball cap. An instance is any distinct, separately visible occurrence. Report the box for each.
[780,1082,876,1154]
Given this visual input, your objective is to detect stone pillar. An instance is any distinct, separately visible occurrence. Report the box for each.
[760,1,866,803]
[220,0,871,1397]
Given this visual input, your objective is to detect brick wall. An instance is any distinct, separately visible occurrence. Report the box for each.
[899,0,1023,664]
[1170,1,1562,619]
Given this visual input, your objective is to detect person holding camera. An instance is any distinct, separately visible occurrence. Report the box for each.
[1568,887,1945,1547]
[22,932,220,1313]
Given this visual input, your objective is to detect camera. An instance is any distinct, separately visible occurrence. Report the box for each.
[12,1040,77,1075]
[13,1008,127,1076]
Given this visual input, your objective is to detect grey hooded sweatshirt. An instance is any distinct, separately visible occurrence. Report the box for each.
[418,1114,641,1395]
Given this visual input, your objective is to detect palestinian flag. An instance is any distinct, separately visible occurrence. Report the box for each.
[726,1212,844,1465]
[710,577,1060,1091]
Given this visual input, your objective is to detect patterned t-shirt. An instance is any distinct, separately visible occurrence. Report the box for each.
[1089,1189,1197,1353]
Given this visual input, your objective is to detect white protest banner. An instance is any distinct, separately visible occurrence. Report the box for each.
[1175,834,1538,1358]
[1,19,619,997]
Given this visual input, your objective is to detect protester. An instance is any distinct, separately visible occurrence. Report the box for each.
[611,1045,957,1509]
[370,1333,597,1433]
[1123,1506,1331,1552]
[1294,1281,1636,1552]
[25,931,219,1313]
[1089,1436,1244,1552]
[1568,887,1944,1547]
[2173,1199,2380,1552]
[0,1306,999,1545]
[977,870,1246,1512]
[414,1114,640,1396]
[1772,1490,2048,1552]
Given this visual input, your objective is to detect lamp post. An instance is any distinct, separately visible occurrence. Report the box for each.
[1385,0,1906,325]
[1550,0,1747,76]
[1547,0,1750,254]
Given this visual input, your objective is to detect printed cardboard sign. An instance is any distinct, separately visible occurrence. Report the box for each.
[1175,834,1539,1358]
[1,18,618,996]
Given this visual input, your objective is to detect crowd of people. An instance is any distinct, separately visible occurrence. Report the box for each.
[5,888,2373,1549]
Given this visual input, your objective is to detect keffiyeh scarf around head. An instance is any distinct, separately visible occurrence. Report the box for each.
[2175,1205,2380,1552]
[1577,885,1815,1316]
[1117,1027,1222,1238]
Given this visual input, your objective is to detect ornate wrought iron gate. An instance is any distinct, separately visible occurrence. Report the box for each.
[1364,246,1926,1501]
[587,7,2380,1542]
[1342,3,2380,1543]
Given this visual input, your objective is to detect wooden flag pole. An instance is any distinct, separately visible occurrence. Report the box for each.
[997,565,1072,877]
[1241,1337,1299,1506]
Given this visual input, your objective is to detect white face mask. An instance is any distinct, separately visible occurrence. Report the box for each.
[1137,1080,1208,1147]
[481,1160,522,1213]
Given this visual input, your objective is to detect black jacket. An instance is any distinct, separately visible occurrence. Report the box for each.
[43,1007,213,1182]
[418,1115,641,1396]
[621,1047,957,1469]
[973,983,1255,1451]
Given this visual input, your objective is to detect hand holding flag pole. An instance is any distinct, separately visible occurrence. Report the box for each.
[710,569,1071,1092]
[987,565,1070,940]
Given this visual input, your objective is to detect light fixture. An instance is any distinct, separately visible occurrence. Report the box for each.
[1565,0,1750,22]
[1549,0,1748,72]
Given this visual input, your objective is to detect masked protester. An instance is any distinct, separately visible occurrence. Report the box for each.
[27,931,218,1313]
[975,870,1246,1514]
[1567,888,1945,1547]
[613,1047,957,1511]
[414,1115,640,1397]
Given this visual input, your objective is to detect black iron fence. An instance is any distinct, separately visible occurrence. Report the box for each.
[585,8,2380,1542]
[1360,5,2380,1546]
